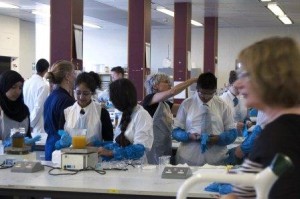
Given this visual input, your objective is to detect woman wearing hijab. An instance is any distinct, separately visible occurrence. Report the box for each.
[0,70,31,144]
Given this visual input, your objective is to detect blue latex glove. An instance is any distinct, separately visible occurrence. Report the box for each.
[225,147,243,165]
[240,125,262,154]
[172,127,189,142]
[24,135,42,145]
[200,133,209,153]
[3,138,12,148]
[55,130,72,150]
[242,122,248,137]
[225,147,237,165]
[249,108,258,117]
[217,129,238,146]
[99,143,145,161]
[205,182,233,195]
[113,144,145,160]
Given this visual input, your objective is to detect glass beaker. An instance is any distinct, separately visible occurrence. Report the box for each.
[71,129,87,149]
[12,131,25,148]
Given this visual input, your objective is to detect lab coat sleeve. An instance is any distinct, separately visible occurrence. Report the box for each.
[131,110,153,150]
[216,129,238,146]
[173,102,187,129]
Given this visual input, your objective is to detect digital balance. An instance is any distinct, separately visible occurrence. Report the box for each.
[60,130,99,170]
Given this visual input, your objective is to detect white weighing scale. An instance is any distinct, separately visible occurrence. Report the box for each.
[61,147,99,170]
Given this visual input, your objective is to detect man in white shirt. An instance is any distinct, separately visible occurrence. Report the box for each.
[172,72,237,166]
[220,70,251,134]
[98,66,125,126]
[23,59,50,145]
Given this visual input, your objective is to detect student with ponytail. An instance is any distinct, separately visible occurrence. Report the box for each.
[97,78,153,162]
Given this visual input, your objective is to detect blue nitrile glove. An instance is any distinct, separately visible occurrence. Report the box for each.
[205,182,233,195]
[55,130,72,150]
[100,143,120,161]
[240,125,262,154]
[3,138,12,148]
[24,135,42,145]
[113,144,145,161]
[92,140,113,147]
[225,147,237,165]
[172,127,189,142]
[249,108,258,117]
[242,122,248,137]
[200,133,209,153]
[217,129,238,146]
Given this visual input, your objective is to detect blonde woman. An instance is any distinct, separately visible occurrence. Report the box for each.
[223,37,300,198]
[143,73,197,164]
[44,60,76,161]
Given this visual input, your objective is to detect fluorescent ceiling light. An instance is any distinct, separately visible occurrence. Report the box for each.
[260,0,272,2]
[278,15,293,25]
[83,22,102,29]
[267,3,285,16]
[156,6,202,27]
[32,10,50,17]
[191,20,203,27]
[156,6,174,17]
[0,2,19,9]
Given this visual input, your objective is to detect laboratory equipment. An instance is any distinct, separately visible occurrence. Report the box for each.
[61,147,98,170]
[177,153,293,199]
[5,128,31,155]
[11,161,44,173]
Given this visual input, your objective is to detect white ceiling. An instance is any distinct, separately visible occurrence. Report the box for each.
[0,0,299,29]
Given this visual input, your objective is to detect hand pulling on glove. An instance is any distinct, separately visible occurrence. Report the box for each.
[25,135,42,145]
[55,130,72,150]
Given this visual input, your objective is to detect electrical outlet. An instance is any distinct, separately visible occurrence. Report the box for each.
[161,166,193,179]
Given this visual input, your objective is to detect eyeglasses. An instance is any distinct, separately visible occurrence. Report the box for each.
[238,71,250,79]
[74,90,92,96]
[197,90,216,98]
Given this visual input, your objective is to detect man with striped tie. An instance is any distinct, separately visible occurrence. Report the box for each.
[172,72,237,166]
[220,70,251,135]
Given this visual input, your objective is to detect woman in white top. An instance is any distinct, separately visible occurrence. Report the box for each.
[97,78,153,162]
[64,72,113,145]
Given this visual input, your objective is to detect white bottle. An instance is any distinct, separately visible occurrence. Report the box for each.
[0,140,4,155]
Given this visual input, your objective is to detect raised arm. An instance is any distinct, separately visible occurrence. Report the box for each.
[150,77,197,105]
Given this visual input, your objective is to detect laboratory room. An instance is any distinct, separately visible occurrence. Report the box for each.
[0,0,299,199]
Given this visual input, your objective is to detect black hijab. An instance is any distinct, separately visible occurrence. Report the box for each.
[0,70,29,122]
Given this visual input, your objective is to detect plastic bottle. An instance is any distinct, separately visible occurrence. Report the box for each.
[0,140,4,155]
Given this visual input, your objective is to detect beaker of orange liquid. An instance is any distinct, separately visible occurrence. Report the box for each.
[71,129,87,149]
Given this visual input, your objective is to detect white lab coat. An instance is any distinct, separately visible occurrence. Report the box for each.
[114,105,154,150]
[174,92,235,166]
[220,91,248,125]
[23,74,49,144]
[64,101,102,144]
